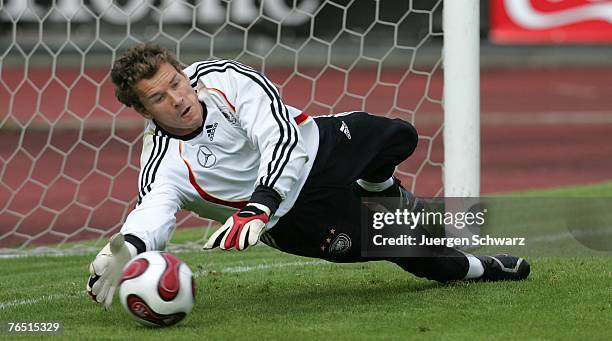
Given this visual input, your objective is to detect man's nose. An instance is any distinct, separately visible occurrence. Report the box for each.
[169,91,183,107]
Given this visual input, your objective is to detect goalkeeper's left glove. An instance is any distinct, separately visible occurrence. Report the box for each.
[203,203,270,251]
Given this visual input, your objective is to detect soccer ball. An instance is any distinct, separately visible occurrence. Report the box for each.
[118,251,196,327]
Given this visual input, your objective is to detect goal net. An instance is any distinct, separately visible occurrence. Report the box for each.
[0,0,455,255]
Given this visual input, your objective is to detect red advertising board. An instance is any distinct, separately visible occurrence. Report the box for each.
[490,0,612,43]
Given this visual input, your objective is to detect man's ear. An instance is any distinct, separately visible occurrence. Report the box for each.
[134,106,153,119]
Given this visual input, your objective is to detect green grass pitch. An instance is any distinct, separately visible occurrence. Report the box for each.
[1,183,611,340]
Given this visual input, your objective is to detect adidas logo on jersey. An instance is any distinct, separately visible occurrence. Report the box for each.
[206,122,218,141]
[340,120,351,140]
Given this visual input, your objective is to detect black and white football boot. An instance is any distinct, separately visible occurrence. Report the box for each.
[476,254,531,281]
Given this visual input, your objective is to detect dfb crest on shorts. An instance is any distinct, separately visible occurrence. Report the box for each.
[330,233,351,254]
[197,146,217,168]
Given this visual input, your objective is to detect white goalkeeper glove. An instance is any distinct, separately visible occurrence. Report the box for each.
[86,233,135,309]
[203,203,270,251]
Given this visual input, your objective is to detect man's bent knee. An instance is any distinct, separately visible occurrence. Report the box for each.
[390,119,418,159]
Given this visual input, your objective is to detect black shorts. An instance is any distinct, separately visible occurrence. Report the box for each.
[261,111,418,262]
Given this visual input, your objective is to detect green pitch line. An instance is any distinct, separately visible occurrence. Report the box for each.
[0,182,611,340]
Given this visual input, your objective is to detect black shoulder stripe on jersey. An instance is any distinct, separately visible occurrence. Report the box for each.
[139,135,159,202]
[187,59,223,83]
[138,135,170,202]
[268,123,299,187]
[146,136,170,193]
[143,136,162,195]
[266,101,299,188]
[189,60,298,188]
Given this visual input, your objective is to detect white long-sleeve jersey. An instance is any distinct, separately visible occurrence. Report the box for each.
[120,60,319,251]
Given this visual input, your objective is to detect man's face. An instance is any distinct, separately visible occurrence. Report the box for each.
[134,62,203,136]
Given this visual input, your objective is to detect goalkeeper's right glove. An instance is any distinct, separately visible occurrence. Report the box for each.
[86,233,135,310]
[203,203,270,251]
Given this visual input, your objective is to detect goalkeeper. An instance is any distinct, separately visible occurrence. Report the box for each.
[87,43,530,309]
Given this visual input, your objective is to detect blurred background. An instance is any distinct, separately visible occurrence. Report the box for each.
[1,0,611,251]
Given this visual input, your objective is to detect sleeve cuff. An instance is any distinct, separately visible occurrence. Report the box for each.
[249,185,282,215]
[124,234,147,254]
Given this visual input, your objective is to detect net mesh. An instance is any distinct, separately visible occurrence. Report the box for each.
[0,0,444,255]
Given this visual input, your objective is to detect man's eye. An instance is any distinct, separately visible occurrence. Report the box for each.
[172,82,179,88]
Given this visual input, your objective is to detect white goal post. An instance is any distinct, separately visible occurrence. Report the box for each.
[443,0,480,197]
[0,0,480,255]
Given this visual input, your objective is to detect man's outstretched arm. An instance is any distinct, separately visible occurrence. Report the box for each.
[87,183,181,309]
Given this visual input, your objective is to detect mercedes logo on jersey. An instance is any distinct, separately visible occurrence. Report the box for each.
[197,146,217,168]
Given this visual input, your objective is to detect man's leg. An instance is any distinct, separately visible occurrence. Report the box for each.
[263,184,529,283]
[263,112,529,282]
[306,112,419,211]
[308,112,418,187]
[264,183,529,283]
[387,240,486,283]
